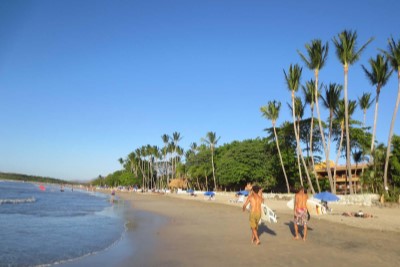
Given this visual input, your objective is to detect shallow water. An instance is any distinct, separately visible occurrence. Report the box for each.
[0,180,125,267]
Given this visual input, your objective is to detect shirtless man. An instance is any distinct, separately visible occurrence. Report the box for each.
[294,186,308,241]
[242,185,263,245]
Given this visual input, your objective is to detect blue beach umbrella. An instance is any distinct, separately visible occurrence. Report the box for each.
[237,190,249,196]
[204,191,215,197]
[313,191,339,202]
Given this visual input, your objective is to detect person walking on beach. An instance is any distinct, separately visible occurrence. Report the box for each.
[294,186,308,241]
[242,185,263,245]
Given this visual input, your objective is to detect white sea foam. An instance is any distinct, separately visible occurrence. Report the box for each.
[0,197,36,205]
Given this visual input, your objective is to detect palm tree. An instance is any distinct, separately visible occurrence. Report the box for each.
[362,54,393,160]
[381,37,400,192]
[333,29,374,194]
[161,134,170,186]
[261,100,290,193]
[171,132,183,178]
[302,79,321,192]
[352,150,363,193]
[202,132,220,191]
[118,157,125,168]
[358,92,374,128]
[288,97,316,193]
[298,39,334,191]
[333,99,358,193]
[321,83,343,183]
[284,64,314,193]
[358,92,374,176]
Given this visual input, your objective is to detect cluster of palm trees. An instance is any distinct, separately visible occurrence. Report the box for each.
[261,30,400,195]
[117,131,220,191]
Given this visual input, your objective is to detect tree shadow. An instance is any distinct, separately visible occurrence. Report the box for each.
[258,223,277,237]
[284,221,313,238]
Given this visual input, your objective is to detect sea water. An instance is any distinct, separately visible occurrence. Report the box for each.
[0,180,125,267]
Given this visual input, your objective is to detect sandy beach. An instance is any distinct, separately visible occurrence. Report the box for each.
[60,191,400,267]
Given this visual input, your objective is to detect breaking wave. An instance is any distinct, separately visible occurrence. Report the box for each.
[0,197,36,205]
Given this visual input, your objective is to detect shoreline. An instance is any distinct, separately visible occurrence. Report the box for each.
[59,190,400,267]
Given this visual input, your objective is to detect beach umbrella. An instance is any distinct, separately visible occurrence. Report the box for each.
[204,191,215,197]
[313,191,339,202]
[237,190,249,196]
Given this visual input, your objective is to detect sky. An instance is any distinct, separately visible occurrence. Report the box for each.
[0,0,399,181]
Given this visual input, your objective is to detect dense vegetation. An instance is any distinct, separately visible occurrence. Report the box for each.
[0,172,74,185]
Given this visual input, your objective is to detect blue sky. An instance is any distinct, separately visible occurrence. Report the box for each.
[0,0,399,181]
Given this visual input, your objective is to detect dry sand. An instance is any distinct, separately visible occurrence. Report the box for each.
[60,191,400,267]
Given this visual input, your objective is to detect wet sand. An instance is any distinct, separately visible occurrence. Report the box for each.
[60,191,400,267]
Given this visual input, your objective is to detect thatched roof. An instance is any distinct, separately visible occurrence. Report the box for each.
[169,178,188,189]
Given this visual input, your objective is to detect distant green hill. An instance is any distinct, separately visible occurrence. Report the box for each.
[0,172,75,184]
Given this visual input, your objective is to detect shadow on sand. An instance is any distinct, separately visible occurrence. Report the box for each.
[258,223,277,237]
[285,221,313,238]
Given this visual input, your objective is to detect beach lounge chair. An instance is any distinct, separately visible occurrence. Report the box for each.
[229,194,245,203]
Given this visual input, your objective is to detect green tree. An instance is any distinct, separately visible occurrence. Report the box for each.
[362,54,393,161]
[216,139,276,190]
[298,39,333,192]
[358,92,374,128]
[261,100,290,193]
[161,134,170,185]
[202,132,220,190]
[333,29,374,194]
[284,64,315,193]
[321,83,343,186]
[332,99,357,192]
[302,79,321,192]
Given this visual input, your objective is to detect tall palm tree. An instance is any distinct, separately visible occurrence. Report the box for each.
[298,39,334,191]
[321,83,343,183]
[161,134,170,186]
[171,132,183,178]
[202,132,220,191]
[284,64,303,186]
[302,79,321,192]
[352,150,363,193]
[284,64,314,192]
[381,37,400,192]
[333,99,358,193]
[362,54,393,160]
[333,29,374,194]
[261,100,290,193]
[358,92,374,128]
[288,97,316,193]
[358,92,374,176]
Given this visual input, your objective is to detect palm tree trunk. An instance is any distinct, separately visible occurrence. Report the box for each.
[344,67,353,194]
[196,176,200,190]
[370,91,381,158]
[314,70,334,191]
[273,125,290,193]
[298,120,315,194]
[211,150,217,191]
[383,74,400,191]
[309,112,321,192]
[333,125,344,193]
[292,92,303,187]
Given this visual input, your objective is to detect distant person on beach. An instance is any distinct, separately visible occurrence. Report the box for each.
[242,185,263,245]
[294,186,308,241]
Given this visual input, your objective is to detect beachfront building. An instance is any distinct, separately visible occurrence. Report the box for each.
[315,161,369,193]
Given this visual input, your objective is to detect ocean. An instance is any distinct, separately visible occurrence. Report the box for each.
[0,180,126,267]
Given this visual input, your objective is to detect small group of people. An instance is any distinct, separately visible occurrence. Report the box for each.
[242,185,309,245]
